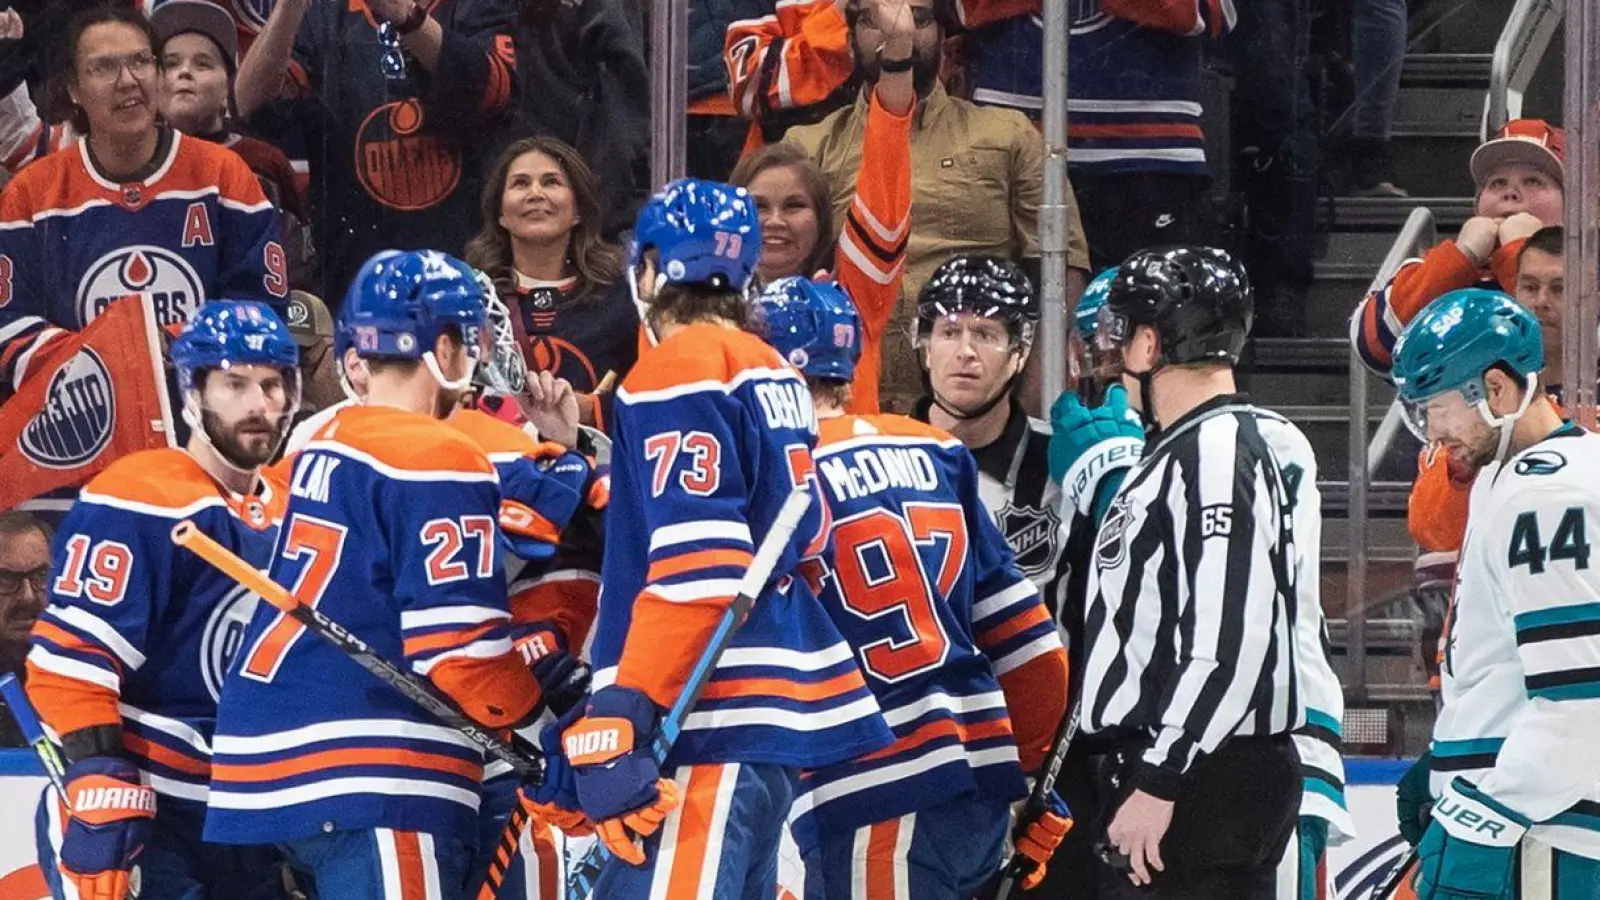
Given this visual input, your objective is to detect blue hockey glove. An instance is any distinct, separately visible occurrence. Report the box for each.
[59,756,156,900]
[1013,790,1074,889]
[1396,751,1435,848]
[1049,385,1143,523]
[563,686,681,865]
[512,626,591,718]
[521,705,593,836]
[1413,778,1529,900]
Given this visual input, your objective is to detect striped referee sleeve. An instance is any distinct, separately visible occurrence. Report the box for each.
[1137,414,1289,799]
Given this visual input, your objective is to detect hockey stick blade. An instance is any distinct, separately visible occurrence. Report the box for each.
[170,520,544,781]
[982,702,1081,900]
[562,487,813,900]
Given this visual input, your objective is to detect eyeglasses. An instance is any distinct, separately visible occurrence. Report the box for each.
[82,51,157,83]
[378,22,407,81]
[0,567,48,597]
[854,5,938,29]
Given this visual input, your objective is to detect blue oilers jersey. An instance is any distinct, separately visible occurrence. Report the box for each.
[789,414,1059,850]
[206,404,540,846]
[0,130,288,391]
[25,449,286,805]
[591,323,891,770]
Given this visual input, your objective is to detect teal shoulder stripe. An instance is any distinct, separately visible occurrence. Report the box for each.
[1547,810,1600,832]
[1305,708,1342,736]
[1433,737,1505,758]
[1515,603,1600,632]
[1528,682,1600,702]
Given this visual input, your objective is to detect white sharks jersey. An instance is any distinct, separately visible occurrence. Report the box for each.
[1252,409,1355,844]
[1431,423,1600,858]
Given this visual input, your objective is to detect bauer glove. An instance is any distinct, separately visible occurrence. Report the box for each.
[1413,778,1529,900]
[59,756,155,900]
[1049,385,1143,525]
[563,686,681,865]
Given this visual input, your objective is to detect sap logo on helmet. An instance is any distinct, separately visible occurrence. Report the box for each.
[1515,450,1567,476]
[201,585,261,702]
[20,349,116,469]
[76,245,205,329]
[1429,304,1466,338]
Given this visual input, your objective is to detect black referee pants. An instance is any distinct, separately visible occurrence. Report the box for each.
[1091,735,1299,900]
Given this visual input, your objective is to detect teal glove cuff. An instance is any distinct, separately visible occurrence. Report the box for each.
[1050,385,1143,517]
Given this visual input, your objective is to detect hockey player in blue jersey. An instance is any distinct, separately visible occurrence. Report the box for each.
[26,300,300,900]
[544,178,892,899]
[206,250,570,900]
[754,276,1074,898]
[1390,288,1600,900]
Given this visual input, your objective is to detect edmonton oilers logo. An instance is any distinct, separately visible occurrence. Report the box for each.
[20,348,115,469]
[76,245,205,328]
[201,584,260,701]
[355,99,461,211]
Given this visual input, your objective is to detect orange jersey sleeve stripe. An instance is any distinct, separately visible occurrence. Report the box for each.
[999,647,1070,773]
[857,715,1016,764]
[402,621,505,658]
[698,669,867,704]
[212,746,484,783]
[500,499,561,544]
[646,549,756,583]
[976,604,1053,650]
[616,596,728,710]
[23,662,121,736]
[865,817,902,899]
[428,653,540,729]
[121,735,210,777]
[30,620,120,671]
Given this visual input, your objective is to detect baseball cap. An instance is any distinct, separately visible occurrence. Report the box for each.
[284,291,334,348]
[151,1,239,69]
[1470,118,1565,188]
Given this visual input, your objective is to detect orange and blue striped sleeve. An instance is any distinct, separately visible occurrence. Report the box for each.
[726,0,854,122]
[1350,241,1482,374]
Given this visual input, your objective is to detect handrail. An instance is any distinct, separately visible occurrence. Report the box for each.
[1485,0,1564,139]
[1346,205,1436,704]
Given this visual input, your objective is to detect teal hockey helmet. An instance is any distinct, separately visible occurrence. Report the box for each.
[1391,288,1543,441]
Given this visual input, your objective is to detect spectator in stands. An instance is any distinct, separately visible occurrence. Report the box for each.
[0,511,49,679]
[0,3,315,289]
[724,0,860,149]
[1344,0,1409,197]
[500,0,649,239]
[0,4,286,399]
[283,288,342,416]
[733,0,915,413]
[234,0,517,306]
[962,0,1222,274]
[687,0,771,179]
[1515,225,1566,388]
[1352,118,1564,375]
[785,0,1089,414]
[464,137,637,432]
[730,142,835,284]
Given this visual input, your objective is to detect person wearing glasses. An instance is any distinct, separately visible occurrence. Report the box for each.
[0,5,287,403]
[0,510,48,679]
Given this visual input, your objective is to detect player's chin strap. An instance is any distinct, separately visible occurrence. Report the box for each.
[629,266,663,347]
[181,391,291,488]
[423,351,477,394]
[1480,372,1540,464]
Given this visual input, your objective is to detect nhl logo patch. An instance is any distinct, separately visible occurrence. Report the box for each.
[1095,496,1134,570]
[999,502,1062,578]
[20,348,116,469]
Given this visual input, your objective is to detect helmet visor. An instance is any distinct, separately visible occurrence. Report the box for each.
[1096,305,1132,352]
[1399,386,1480,444]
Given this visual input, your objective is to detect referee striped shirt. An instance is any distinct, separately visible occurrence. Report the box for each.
[1080,394,1301,800]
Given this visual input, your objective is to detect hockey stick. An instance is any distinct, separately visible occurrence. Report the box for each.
[169,521,545,781]
[1374,850,1418,899]
[2,673,144,899]
[0,673,68,798]
[980,701,1082,900]
[559,487,814,900]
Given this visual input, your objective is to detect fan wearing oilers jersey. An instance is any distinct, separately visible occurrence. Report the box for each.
[536,178,891,900]
[25,301,300,900]
[205,250,557,900]
[1388,288,1600,900]
[754,276,1073,898]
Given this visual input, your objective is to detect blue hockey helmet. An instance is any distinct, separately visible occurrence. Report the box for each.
[172,300,302,457]
[1076,267,1119,342]
[1392,287,1544,441]
[630,178,762,294]
[339,249,488,390]
[755,276,862,382]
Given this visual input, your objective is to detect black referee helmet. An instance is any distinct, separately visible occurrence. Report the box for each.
[1100,245,1254,366]
[915,255,1038,349]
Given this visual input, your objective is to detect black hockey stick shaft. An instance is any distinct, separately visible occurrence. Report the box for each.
[170,520,544,780]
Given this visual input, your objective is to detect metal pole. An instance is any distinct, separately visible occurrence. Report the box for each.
[650,0,689,191]
[1563,0,1599,429]
[1347,356,1370,705]
[1037,0,1071,404]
